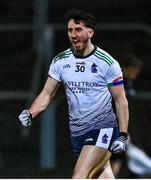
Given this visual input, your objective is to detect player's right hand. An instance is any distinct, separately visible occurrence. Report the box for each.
[19,110,32,127]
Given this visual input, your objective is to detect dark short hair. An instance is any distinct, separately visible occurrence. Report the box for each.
[65,8,96,30]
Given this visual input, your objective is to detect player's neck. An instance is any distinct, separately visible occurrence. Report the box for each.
[84,43,95,56]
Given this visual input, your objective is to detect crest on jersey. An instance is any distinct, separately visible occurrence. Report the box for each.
[91,63,97,73]
[102,134,108,144]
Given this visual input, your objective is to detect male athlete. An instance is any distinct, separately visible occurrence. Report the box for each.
[19,9,129,178]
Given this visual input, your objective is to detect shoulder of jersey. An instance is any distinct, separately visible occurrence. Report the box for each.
[94,47,116,66]
[52,48,72,64]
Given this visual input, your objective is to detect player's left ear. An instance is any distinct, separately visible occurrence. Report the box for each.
[88,28,94,38]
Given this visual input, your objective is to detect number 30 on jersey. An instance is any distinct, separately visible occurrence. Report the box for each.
[75,65,85,72]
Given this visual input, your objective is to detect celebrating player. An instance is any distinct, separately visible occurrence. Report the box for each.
[19,9,129,178]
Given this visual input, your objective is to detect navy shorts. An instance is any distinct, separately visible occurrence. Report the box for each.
[71,127,119,156]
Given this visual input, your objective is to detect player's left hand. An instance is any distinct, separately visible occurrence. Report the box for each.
[19,109,32,127]
[110,132,128,153]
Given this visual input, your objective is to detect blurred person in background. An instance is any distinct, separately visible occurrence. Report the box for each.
[111,52,143,178]
[124,55,151,178]
[121,53,143,97]
[18,9,129,178]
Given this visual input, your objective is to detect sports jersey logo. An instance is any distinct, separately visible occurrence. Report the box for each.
[102,134,108,144]
[85,138,94,142]
[91,63,97,73]
[66,81,101,94]
[76,61,85,65]
[63,64,71,69]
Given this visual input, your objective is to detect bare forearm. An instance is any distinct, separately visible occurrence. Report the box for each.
[28,90,52,118]
[28,77,60,119]
[115,97,129,132]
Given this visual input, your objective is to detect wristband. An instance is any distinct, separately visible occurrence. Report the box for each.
[120,132,128,140]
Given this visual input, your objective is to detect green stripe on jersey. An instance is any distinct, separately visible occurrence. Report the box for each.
[94,50,114,66]
[54,49,72,63]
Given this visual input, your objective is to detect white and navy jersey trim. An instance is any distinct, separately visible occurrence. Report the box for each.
[48,46,123,137]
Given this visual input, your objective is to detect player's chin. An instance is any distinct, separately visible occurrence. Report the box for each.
[72,44,82,51]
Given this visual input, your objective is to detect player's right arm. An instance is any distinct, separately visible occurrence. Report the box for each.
[19,76,60,126]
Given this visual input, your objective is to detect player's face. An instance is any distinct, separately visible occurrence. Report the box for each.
[67,19,94,54]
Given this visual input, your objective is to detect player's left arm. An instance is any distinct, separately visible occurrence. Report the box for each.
[109,84,129,133]
[109,84,129,153]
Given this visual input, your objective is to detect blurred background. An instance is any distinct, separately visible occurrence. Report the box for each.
[0,0,151,178]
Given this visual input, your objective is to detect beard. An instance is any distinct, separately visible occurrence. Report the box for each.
[71,37,89,55]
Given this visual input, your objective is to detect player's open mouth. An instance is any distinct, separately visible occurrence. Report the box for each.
[72,40,79,44]
[72,40,81,47]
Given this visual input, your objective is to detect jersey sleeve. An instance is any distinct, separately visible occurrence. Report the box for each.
[105,61,124,87]
[48,59,61,82]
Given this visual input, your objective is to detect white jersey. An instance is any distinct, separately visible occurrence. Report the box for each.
[48,46,123,137]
